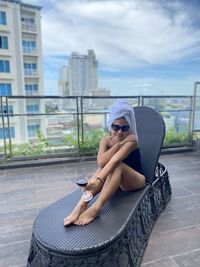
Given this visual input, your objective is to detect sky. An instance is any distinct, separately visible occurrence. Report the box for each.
[26,0,200,96]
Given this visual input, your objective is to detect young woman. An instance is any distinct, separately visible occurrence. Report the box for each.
[64,100,145,226]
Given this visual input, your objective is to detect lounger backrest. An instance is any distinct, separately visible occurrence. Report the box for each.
[134,106,165,184]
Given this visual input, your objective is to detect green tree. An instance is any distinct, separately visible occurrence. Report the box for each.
[164,128,188,145]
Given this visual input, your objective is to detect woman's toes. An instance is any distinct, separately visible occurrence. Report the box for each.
[64,217,71,226]
[74,219,80,225]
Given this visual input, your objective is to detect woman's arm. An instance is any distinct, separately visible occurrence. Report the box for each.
[97,134,138,168]
[85,139,138,191]
[111,137,138,164]
[97,136,121,168]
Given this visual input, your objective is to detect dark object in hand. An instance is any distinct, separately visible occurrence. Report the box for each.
[76,178,88,187]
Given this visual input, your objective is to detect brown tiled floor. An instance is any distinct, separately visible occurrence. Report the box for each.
[0,152,200,267]
[141,152,200,267]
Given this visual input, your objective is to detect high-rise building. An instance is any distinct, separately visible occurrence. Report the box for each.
[58,65,69,97]
[0,0,45,147]
[59,50,98,97]
[68,49,98,96]
[58,50,112,111]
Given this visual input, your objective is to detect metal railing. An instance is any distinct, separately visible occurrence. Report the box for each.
[0,86,200,162]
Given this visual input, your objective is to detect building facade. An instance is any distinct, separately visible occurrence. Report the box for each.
[59,50,98,97]
[58,50,112,112]
[58,65,69,97]
[68,50,98,96]
[0,0,45,146]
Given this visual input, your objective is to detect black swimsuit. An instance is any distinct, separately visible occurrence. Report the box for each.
[123,148,143,175]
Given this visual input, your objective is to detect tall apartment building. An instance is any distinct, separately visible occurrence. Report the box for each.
[58,50,112,111]
[68,49,98,96]
[59,50,98,97]
[0,0,45,146]
[58,65,69,97]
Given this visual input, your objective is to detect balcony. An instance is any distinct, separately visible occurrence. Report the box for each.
[24,69,37,77]
[23,47,37,55]
[0,92,200,266]
[0,94,200,162]
[0,151,200,266]
[21,23,37,33]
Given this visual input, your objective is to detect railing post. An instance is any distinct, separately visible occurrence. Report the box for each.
[76,97,81,156]
[191,82,200,138]
[0,97,8,161]
[6,97,13,159]
[80,97,84,146]
[189,95,195,144]
[139,96,144,106]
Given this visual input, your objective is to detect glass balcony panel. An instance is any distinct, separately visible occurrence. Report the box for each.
[194,84,200,132]
[0,95,196,161]
[81,97,139,113]
[143,97,191,111]
[24,69,37,76]
[23,46,37,54]
[22,23,36,32]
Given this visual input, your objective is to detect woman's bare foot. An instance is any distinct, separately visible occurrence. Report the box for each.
[64,200,87,226]
[75,204,101,226]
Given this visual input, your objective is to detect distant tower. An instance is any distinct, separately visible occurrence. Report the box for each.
[67,49,98,96]
[58,65,69,97]
[58,50,111,110]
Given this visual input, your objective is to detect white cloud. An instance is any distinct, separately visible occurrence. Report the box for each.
[39,0,200,71]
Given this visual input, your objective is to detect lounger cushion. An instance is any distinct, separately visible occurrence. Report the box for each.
[33,186,149,255]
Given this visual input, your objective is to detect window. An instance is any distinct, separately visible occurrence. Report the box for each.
[0,105,13,115]
[22,40,36,53]
[28,124,40,138]
[0,60,10,73]
[21,17,36,31]
[26,104,39,113]
[0,127,15,139]
[21,17,35,24]
[0,11,6,25]
[0,83,12,95]
[24,62,36,75]
[0,36,8,49]
[25,84,38,95]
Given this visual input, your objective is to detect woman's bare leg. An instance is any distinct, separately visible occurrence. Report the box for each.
[120,164,145,191]
[75,166,122,225]
[64,167,103,226]
[75,163,145,226]
[64,198,87,226]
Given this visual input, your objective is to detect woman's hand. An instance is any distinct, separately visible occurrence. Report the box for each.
[120,134,137,146]
[84,177,103,192]
[102,134,136,150]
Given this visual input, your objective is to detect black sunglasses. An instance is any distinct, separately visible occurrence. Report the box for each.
[111,124,130,132]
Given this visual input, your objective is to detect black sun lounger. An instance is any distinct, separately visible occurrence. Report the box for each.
[27,106,172,267]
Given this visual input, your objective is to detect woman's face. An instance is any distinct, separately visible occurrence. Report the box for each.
[111,117,129,141]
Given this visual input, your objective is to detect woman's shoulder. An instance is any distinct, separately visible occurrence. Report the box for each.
[99,135,112,147]
[100,135,110,142]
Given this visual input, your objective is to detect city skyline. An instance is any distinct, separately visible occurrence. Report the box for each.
[25,0,200,96]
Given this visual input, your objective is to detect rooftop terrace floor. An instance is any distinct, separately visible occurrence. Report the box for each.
[0,152,200,267]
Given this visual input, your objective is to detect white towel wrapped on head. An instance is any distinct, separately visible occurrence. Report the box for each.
[107,99,137,138]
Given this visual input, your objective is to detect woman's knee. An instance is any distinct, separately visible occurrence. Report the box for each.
[120,171,145,192]
[112,163,123,176]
